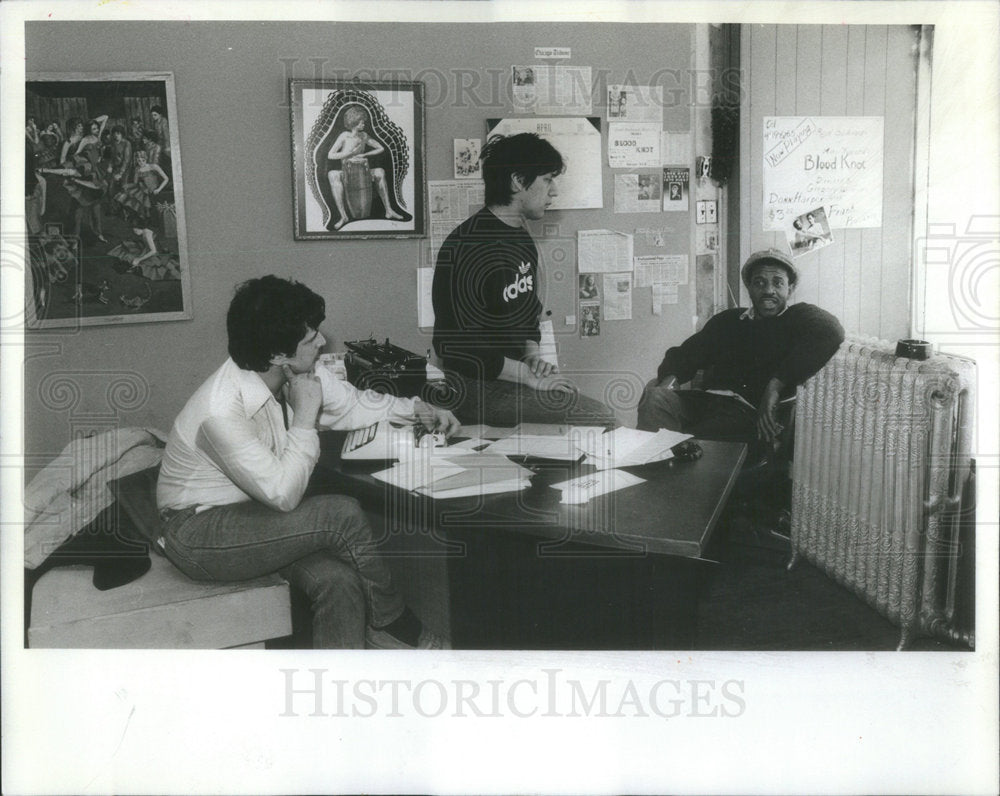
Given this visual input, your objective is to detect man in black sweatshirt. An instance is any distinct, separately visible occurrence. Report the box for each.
[637,249,844,445]
[432,133,616,427]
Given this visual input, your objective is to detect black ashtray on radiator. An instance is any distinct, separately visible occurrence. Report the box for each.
[895,339,933,360]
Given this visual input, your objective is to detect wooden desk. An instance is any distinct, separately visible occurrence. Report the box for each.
[315,434,746,649]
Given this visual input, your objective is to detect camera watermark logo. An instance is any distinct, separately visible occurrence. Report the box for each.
[918,216,999,335]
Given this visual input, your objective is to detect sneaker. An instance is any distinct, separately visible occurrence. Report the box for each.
[365,626,451,650]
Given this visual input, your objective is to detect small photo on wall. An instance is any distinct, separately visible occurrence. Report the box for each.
[578,273,600,299]
[662,166,689,212]
[580,301,601,337]
[453,138,481,179]
[787,206,834,257]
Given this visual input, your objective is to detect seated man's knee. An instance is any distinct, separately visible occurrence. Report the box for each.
[305,494,370,535]
[637,378,681,431]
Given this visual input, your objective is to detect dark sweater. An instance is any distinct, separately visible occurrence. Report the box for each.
[432,207,542,380]
[656,304,845,406]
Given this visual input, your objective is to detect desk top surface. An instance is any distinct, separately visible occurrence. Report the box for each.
[317,433,746,559]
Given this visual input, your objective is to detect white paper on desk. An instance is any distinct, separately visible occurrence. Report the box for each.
[417,477,530,500]
[567,426,611,451]
[449,437,490,451]
[485,434,583,461]
[515,422,567,436]
[550,469,646,504]
[458,424,515,441]
[703,389,756,411]
[585,427,692,470]
[372,459,466,491]
[432,454,535,490]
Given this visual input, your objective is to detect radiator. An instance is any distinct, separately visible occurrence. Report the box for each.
[789,337,975,650]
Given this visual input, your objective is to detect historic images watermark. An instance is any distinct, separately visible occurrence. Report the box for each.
[280,667,746,719]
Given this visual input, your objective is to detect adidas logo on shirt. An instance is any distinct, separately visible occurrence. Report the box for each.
[503,270,534,302]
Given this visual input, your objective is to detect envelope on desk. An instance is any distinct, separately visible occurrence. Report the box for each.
[550,469,646,504]
[583,427,692,470]
[484,434,583,461]
[372,459,466,491]
[376,453,535,499]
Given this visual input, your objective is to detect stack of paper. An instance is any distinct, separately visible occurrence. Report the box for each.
[550,469,647,505]
[484,434,582,461]
[483,424,609,461]
[581,427,691,470]
[374,452,534,500]
[457,424,515,441]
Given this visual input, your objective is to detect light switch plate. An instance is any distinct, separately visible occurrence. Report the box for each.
[705,201,717,223]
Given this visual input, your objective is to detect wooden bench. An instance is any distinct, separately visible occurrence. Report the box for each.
[28,552,292,649]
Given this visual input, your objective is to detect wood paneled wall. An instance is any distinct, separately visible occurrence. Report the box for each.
[739,25,923,339]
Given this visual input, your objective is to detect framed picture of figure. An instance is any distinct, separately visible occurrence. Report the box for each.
[290,79,426,240]
[24,72,192,328]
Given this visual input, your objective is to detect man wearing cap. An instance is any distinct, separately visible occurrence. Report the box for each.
[637,249,844,446]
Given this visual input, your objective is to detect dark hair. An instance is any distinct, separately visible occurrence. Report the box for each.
[142,129,159,144]
[112,125,126,137]
[227,276,326,371]
[151,105,165,116]
[480,133,564,206]
[66,117,83,136]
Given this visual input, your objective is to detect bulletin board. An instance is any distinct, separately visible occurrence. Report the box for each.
[486,117,604,209]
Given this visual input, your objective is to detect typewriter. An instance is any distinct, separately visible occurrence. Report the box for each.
[343,337,428,398]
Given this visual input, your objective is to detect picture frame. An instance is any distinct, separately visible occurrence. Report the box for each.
[25,72,192,328]
[290,79,426,240]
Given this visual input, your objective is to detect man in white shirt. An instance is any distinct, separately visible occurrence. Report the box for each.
[157,275,459,649]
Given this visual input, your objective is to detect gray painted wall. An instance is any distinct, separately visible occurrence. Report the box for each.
[25,20,700,468]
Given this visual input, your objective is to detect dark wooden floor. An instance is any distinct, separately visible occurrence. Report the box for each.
[695,519,971,652]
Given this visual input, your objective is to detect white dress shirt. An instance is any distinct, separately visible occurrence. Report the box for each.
[157,358,417,512]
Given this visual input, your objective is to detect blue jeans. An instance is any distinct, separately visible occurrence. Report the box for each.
[160,494,404,649]
[448,375,618,427]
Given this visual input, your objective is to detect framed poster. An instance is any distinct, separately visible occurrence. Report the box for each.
[25,72,191,328]
[290,79,425,239]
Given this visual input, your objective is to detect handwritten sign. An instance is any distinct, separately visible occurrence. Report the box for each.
[762,116,884,230]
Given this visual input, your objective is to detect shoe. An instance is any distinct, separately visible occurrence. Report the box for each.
[366,625,451,650]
